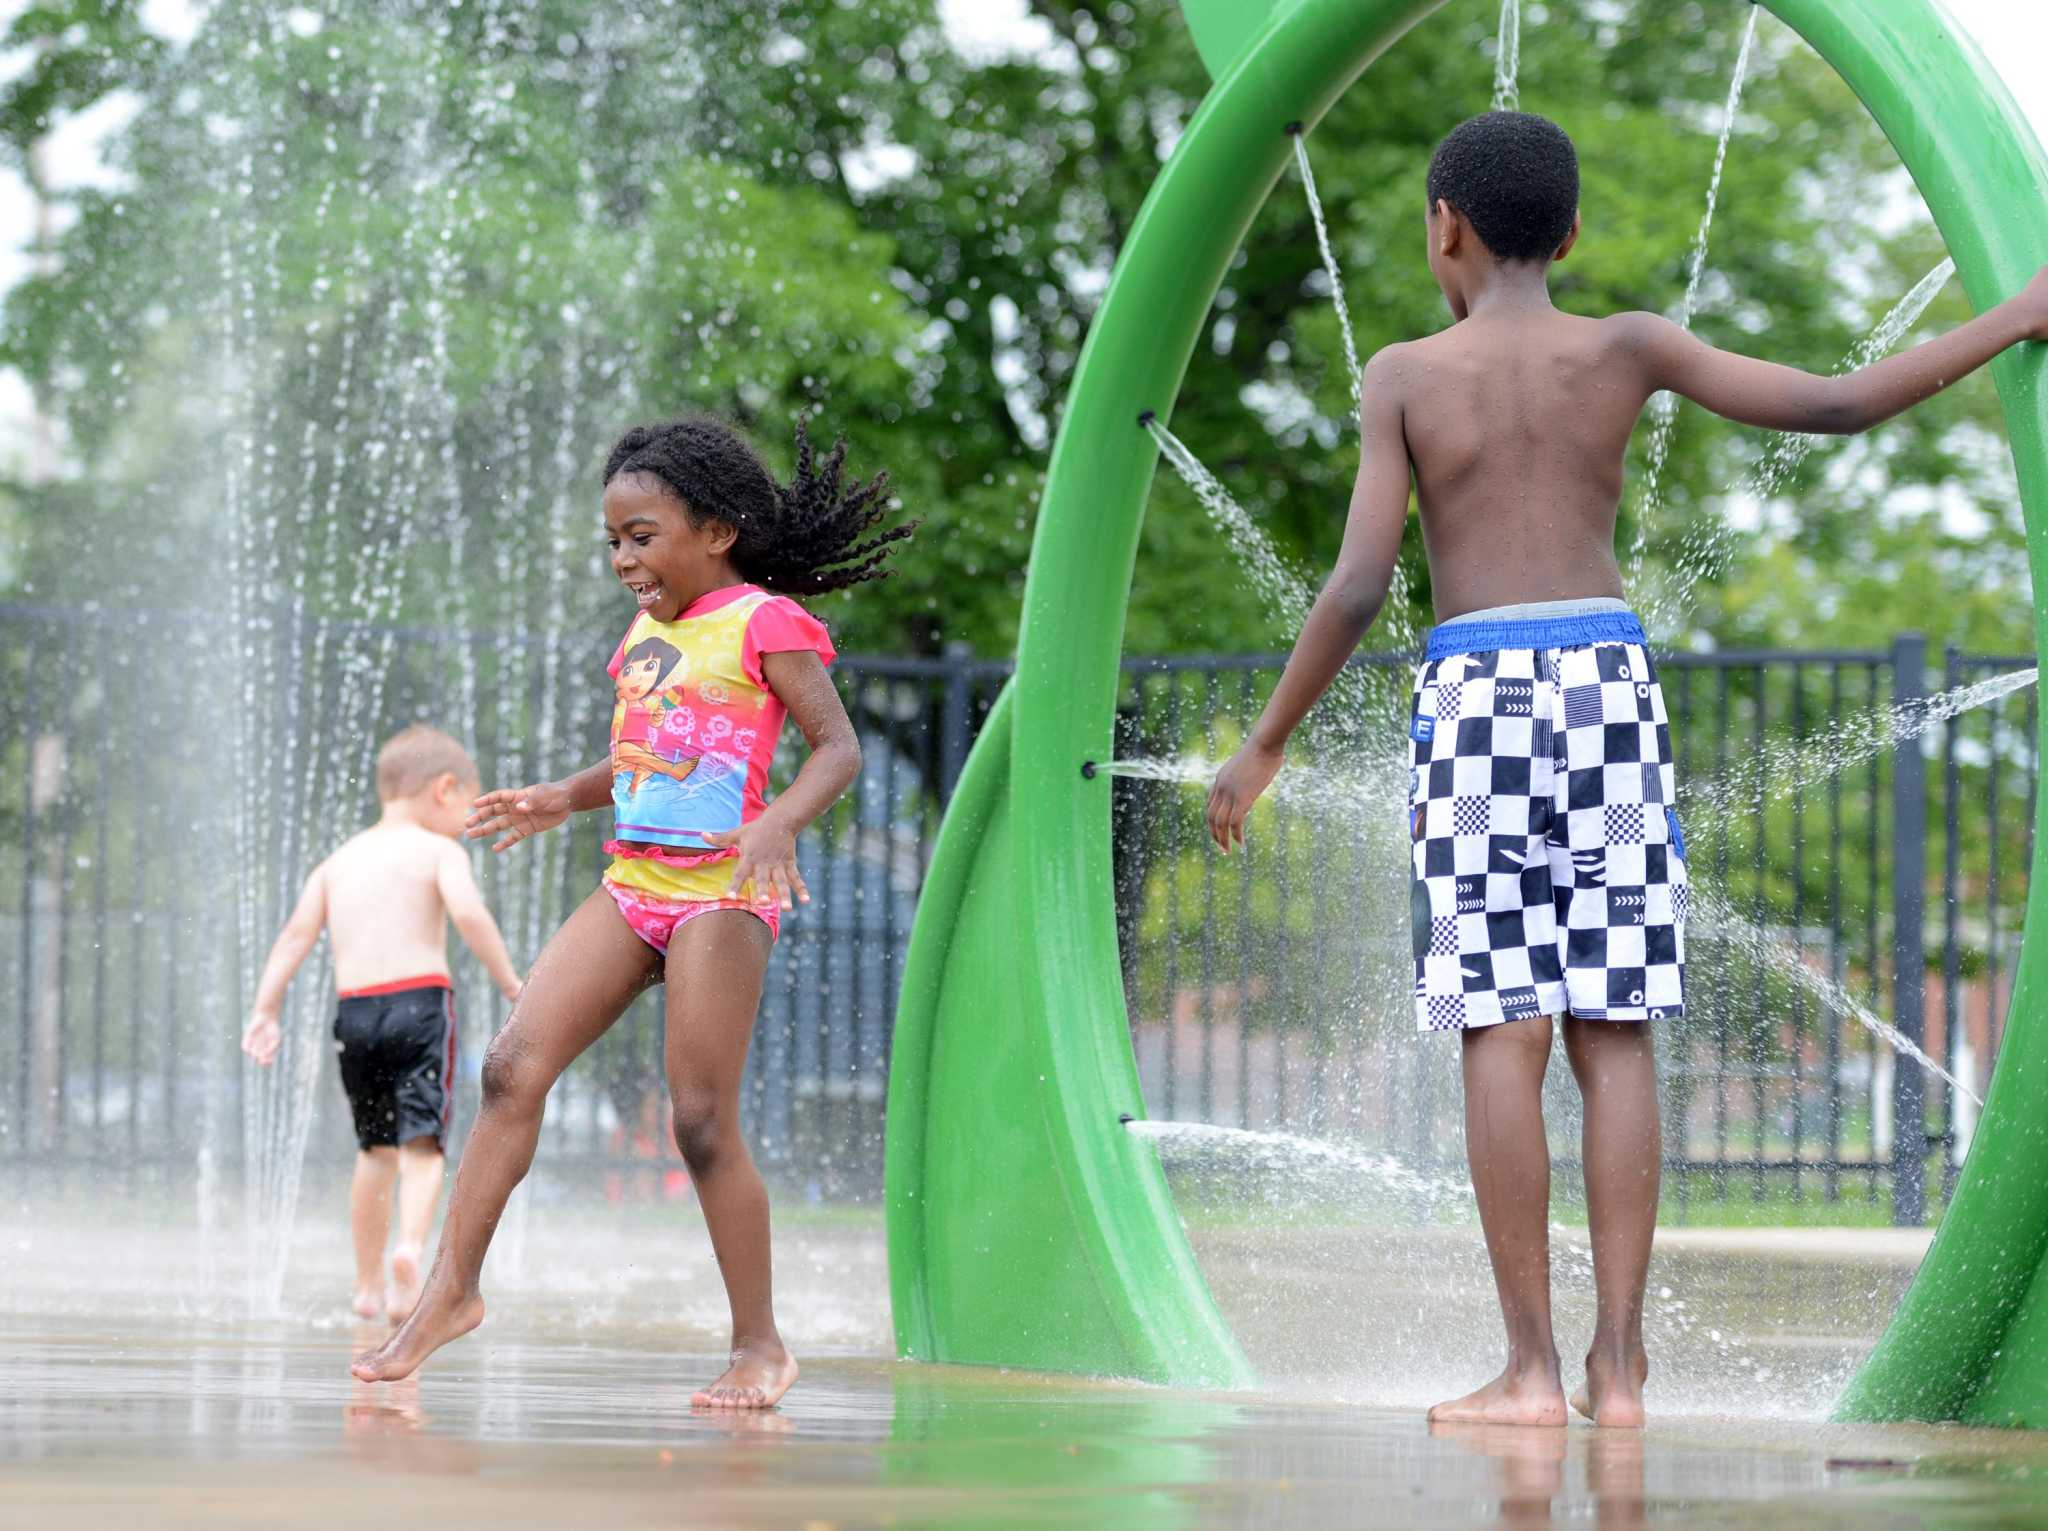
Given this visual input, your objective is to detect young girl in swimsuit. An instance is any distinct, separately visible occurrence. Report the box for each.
[352,415,914,1409]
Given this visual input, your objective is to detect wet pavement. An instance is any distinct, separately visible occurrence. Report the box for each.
[8,1206,2048,1527]
[1192,1219,1933,1418]
[13,1318,2048,1529]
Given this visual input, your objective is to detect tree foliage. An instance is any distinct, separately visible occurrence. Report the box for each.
[0,0,2031,659]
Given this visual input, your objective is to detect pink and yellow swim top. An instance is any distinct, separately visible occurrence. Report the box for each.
[604,583,835,862]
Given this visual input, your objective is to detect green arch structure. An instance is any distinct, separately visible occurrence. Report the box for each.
[883,0,2048,1423]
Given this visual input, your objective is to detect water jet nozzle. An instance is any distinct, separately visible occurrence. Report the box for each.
[1118,1113,1136,1126]
[1137,409,1156,429]
[1283,121,1304,136]
[1081,760,1099,779]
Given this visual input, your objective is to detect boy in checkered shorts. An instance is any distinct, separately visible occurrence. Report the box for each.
[1409,602,1687,1033]
[1205,112,2048,1428]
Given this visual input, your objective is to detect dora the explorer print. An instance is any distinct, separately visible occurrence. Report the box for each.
[606,583,834,854]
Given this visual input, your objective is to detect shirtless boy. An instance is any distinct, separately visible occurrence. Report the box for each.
[243,725,523,1321]
[1207,111,2048,1427]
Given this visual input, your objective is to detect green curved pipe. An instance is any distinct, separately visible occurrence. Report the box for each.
[886,0,1447,1388]
[885,0,2048,1416]
[1756,0,2048,1426]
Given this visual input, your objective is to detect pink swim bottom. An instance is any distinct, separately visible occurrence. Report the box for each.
[602,876,780,954]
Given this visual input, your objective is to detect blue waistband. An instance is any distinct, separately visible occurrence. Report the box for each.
[1425,609,1647,661]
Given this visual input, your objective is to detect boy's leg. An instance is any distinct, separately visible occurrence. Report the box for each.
[1429,1017,1567,1427]
[386,1137,446,1322]
[352,888,659,1381]
[349,1148,399,1317]
[661,909,796,1409]
[1562,1015,1660,1427]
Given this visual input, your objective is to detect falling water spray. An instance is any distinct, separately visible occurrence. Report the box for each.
[1627,5,1761,584]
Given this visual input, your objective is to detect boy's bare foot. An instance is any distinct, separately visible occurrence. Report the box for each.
[1571,1347,1649,1428]
[351,1285,383,1320]
[386,1244,424,1324]
[350,1287,484,1382]
[1428,1365,1569,1428]
[691,1343,798,1409]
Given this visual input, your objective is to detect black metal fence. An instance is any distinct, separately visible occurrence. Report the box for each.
[0,601,1005,1205]
[1108,637,2037,1226]
[0,603,2035,1223]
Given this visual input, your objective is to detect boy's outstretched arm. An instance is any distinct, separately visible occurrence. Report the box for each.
[466,758,614,851]
[1206,348,1413,853]
[242,861,328,1066]
[1625,264,2048,435]
[436,842,523,1002]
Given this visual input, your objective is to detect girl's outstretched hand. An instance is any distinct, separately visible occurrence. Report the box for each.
[467,781,572,852]
[1207,741,1283,854]
[699,820,810,912]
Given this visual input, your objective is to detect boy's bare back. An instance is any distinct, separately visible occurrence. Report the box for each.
[1384,309,1643,619]
[319,822,476,991]
[1374,278,2048,624]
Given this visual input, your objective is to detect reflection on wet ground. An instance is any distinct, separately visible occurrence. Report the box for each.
[7,1209,2048,1527]
[12,1320,2048,1530]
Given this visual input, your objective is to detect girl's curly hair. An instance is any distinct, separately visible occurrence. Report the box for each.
[602,414,915,597]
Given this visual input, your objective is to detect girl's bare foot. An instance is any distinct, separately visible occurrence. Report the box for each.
[691,1342,798,1410]
[1428,1364,1569,1428]
[350,1287,484,1382]
[386,1244,424,1324]
[351,1285,383,1320]
[1572,1347,1649,1428]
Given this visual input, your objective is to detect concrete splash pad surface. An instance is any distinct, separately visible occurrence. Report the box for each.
[9,1206,2048,1529]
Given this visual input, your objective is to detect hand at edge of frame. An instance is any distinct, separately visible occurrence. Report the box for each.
[2022,265,2048,342]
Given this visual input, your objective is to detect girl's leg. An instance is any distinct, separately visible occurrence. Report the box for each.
[1562,1015,1661,1427]
[1428,1017,1568,1427]
[353,889,658,1380]
[661,909,796,1409]
[349,1148,398,1317]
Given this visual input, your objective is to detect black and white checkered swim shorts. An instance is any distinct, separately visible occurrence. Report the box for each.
[1408,604,1688,1033]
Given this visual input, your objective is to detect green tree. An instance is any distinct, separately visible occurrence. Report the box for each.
[1,0,2031,660]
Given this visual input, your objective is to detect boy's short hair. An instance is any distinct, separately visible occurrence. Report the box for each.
[1426,111,1580,263]
[375,725,477,801]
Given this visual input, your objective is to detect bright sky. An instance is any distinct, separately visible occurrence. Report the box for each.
[1,0,2045,470]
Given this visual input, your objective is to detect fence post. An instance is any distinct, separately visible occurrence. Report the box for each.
[1890,632,1928,1226]
[939,640,974,801]
[28,733,67,1156]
